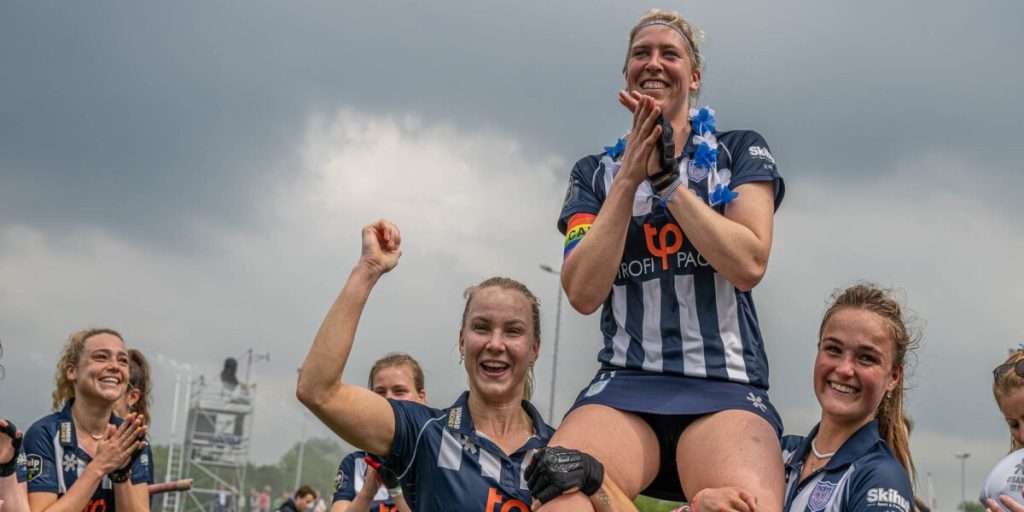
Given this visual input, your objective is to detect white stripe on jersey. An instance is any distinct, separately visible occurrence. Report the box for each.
[438,429,463,471]
[715,275,749,383]
[519,448,538,490]
[674,275,707,378]
[353,455,390,502]
[479,449,501,482]
[641,278,664,372]
[52,432,66,494]
[609,284,630,367]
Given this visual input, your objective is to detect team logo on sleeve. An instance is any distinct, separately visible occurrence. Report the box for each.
[26,454,42,481]
[866,488,910,512]
[748,146,776,164]
[808,480,837,512]
[334,468,346,491]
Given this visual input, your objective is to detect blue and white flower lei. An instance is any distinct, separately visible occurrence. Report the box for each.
[689,106,737,207]
[603,105,737,209]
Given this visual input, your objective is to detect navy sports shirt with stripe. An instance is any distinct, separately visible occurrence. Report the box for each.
[332,451,397,512]
[558,130,785,388]
[377,391,553,512]
[782,421,913,512]
[22,400,150,508]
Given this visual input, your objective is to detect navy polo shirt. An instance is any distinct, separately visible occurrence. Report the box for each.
[378,391,554,512]
[23,400,150,509]
[782,420,913,512]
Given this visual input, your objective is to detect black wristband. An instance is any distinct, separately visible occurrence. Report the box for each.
[109,467,130,483]
[0,419,21,477]
[648,115,681,195]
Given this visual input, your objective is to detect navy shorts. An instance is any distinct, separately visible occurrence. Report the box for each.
[566,368,784,502]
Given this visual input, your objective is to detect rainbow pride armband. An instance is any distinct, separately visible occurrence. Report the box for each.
[563,213,595,257]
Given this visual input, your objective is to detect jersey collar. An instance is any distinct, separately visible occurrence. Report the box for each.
[445,391,554,443]
[788,420,884,474]
[56,399,123,448]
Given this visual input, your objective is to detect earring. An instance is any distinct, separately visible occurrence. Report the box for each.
[459,352,464,365]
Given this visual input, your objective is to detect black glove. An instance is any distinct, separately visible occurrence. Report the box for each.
[648,115,681,195]
[525,446,605,504]
[0,419,21,477]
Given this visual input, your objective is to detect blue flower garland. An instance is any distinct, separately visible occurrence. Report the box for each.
[689,106,737,207]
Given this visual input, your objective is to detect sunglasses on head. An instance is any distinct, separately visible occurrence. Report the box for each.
[993,360,1024,381]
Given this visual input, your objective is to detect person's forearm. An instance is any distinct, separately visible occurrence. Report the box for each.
[113,482,149,512]
[393,495,412,512]
[562,179,641,314]
[33,464,103,512]
[588,475,639,512]
[296,264,380,410]
[343,493,376,512]
[0,476,29,512]
[664,183,772,291]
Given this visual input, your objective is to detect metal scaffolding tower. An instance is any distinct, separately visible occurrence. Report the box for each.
[181,377,253,512]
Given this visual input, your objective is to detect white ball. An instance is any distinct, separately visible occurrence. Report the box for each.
[981,449,1024,508]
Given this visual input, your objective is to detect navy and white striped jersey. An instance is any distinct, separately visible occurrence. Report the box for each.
[377,391,554,512]
[332,451,396,512]
[782,421,913,512]
[558,130,784,388]
[23,400,150,508]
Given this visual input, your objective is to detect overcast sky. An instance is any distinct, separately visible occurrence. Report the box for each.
[2,1,1022,507]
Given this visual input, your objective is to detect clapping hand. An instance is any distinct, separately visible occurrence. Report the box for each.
[92,413,146,475]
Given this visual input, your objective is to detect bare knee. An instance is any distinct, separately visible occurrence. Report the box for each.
[547,405,660,497]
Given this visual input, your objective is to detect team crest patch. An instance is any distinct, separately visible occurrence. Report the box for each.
[26,454,42,481]
[140,452,150,466]
[583,372,614,398]
[59,421,72,444]
[687,158,709,182]
[808,480,837,512]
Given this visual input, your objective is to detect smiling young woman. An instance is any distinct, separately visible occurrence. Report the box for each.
[297,220,554,511]
[23,328,150,512]
[777,284,916,512]
[543,8,786,510]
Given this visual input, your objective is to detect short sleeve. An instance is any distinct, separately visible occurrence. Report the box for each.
[131,443,153,485]
[376,400,439,478]
[23,423,58,493]
[557,156,604,234]
[846,459,914,512]
[723,131,785,211]
[332,453,358,502]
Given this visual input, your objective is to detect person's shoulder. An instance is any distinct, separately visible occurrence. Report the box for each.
[571,153,605,176]
[25,411,62,439]
[780,435,805,463]
[715,130,772,154]
[390,399,446,426]
[848,448,913,505]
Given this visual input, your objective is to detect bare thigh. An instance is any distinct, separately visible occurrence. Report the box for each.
[537,404,660,511]
[677,410,785,512]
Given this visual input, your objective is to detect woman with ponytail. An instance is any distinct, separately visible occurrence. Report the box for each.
[778,284,915,511]
[530,283,917,512]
